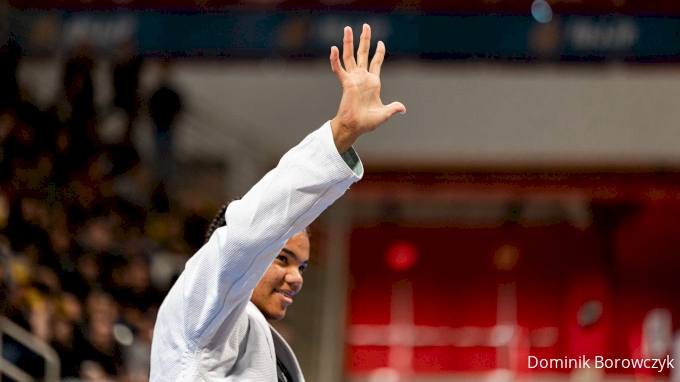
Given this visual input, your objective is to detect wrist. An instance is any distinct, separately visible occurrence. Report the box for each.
[330,118,358,154]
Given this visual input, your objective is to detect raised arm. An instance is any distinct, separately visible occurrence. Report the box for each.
[151,24,405,378]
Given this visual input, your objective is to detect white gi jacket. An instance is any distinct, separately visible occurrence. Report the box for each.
[150,122,363,381]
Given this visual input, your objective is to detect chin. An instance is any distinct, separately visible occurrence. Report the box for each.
[261,306,287,321]
[264,311,286,321]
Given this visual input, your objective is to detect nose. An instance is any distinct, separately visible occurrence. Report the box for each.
[284,268,303,292]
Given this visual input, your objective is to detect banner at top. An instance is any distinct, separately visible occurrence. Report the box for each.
[4,10,680,62]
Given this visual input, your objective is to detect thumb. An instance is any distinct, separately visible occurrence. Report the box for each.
[384,102,406,118]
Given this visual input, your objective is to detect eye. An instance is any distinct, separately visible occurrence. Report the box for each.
[299,265,307,273]
[277,255,288,264]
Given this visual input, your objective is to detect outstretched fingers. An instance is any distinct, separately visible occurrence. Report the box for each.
[342,26,357,72]
[330,46,347,81]
[369,40,385,76]
[356,24,371,69]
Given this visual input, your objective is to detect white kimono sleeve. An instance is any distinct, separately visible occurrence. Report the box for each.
[175,121,361,351]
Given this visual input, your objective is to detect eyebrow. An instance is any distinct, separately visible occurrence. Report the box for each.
[281,248,309,265]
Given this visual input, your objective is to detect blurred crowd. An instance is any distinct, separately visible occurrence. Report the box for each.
[0,38,214,382]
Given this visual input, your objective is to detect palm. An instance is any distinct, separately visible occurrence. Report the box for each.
[330,25,405,150]
[337,70,385,133]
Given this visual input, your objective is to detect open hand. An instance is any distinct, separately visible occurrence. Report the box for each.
[330,24,406,153]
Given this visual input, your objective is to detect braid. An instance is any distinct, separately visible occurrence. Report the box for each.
[204,204,228,245]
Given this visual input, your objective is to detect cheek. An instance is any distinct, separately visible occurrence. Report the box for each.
[257,266,285,291]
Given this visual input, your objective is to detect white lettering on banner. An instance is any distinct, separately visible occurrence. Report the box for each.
[313,16,393,46]
[566,18,639,52]
[63,16,138,50]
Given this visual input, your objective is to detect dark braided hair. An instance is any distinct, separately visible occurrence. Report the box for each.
[204,200,310,245]
[204,203,229,245]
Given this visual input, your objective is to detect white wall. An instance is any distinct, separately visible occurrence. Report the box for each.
[174,60,680,168]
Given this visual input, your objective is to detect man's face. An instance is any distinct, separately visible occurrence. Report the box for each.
[251,231,310,320]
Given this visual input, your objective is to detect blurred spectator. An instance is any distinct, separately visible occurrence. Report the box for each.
[0,39,21,110]
[122,308,156,381]
[111,256,161,312]
[61,156,115,225]
[47,216,77,274]
[109,40,143,177]
[149,61,182,193]
[63,253,104,301]
[0,31,217,382]
[63,45,96,128]
[83,290,118,322]
[75,316,124,377]
[54,45,102,184]
[52,313,80,378]
[79,359,113,382]
[60,292,84,324]
[2,103,58,190]
[5,197,55,269]
[112,40,143,144]
[32,265,60,296]
[27,293,55,342]
[74,291,123,378]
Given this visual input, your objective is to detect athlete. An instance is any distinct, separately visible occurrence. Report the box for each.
[149,24,406,381]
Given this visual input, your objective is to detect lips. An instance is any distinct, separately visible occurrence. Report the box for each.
[274,289,293,304]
